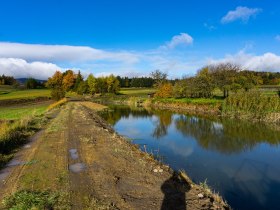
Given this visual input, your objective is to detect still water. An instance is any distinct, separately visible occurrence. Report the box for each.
[100,105,280,210]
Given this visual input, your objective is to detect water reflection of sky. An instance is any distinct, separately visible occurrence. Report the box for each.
[103,106,280,210]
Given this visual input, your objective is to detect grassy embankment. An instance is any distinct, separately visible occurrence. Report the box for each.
[118,87,280,122]
[0,86,67,169]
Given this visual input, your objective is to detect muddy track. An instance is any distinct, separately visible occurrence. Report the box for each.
[0,102,230,210]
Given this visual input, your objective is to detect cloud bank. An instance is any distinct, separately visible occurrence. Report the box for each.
[0,58,60,80]
[208,51,280,72]
[0,42,139,64]
[221,6,262,24]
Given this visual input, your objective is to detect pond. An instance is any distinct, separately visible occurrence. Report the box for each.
[100,105,280,210]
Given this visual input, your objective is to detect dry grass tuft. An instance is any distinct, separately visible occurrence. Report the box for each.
[47,98,67,111]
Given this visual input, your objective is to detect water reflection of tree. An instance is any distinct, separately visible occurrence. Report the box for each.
[152,110,173,139]
[175,115,280,154]
[101,105,153,125]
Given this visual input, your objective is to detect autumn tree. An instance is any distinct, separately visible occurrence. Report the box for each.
[46,71,65,100]
[154,83,173,98]
[63,70,76,91]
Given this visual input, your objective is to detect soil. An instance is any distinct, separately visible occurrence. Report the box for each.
[0,97,51,107]
[0,102,230,210]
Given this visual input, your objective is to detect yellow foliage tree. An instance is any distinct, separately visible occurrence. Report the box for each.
[154,83,173,98]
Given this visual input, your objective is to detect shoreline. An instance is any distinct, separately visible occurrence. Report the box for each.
[0,101,230,209]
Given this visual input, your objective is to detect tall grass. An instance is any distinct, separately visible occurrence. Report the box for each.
[47,98,67,111]
[223,90,280,120]
[0,117,31,154]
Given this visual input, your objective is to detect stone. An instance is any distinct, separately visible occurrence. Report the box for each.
[198,193,204,198]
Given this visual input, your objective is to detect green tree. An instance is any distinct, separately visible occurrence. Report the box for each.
[106,74,120,93]
[87,74,98,95]
[25,78,38,89]
[77,81,88,95]
[74,70,83,91]
[208,63,241,97]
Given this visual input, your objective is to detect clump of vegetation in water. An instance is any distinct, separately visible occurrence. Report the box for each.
[2,190,59,210]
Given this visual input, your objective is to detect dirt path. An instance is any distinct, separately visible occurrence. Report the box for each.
[0,102,230,209]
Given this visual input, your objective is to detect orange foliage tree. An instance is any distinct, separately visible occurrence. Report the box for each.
[154,83,173,98]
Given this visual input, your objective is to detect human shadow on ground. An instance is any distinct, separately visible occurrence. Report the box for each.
[161,171,191,210]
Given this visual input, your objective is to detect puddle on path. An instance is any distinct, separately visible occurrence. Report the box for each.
[69,149,79,160]
[69,163,86,173]
[24,144,31,149]
[0,159,25,183]
[7,160,24,167]
[0,171,10,181]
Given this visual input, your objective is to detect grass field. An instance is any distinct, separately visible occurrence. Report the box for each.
[119,88,156,97]
[0,102,52,120]
[0,89,50,100]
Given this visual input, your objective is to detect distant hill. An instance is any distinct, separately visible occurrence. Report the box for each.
[16,78,47,85]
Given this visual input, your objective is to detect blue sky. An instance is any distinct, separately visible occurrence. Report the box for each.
[0,0,280,79]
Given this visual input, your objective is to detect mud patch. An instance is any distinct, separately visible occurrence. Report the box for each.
[69,163,86,173]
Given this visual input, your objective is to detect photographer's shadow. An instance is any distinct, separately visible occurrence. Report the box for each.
[161,172,191,210]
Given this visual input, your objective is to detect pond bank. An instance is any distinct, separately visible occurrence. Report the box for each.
[0,102,230,209]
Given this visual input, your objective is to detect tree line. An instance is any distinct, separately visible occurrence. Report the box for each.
[0,75,17,85]
[46,70,120,100]
[155,63,280,99]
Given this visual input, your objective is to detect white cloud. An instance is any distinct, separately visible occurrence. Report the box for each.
[161,33,193,49]
[276,35,280,42]
[208,51,280,72]
[0,42,139,64]
[221,6,262,24]
[0,58,61,80]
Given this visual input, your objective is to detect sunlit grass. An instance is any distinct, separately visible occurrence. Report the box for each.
[0,103,50,120]
[0,89,50,100]
[119,88,156,96]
